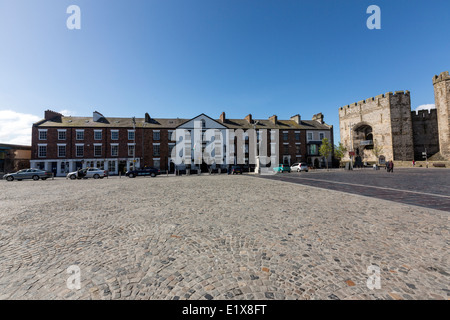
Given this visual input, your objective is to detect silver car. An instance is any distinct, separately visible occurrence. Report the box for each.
[291,162,309,172]
[3,168,53,181]
[67,167,107,180]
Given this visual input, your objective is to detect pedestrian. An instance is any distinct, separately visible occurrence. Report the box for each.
[391,160,394,173]
[412,160,415,167]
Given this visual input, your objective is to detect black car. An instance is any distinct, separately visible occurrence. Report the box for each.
[125,167,160,178]
[231,166,243,174]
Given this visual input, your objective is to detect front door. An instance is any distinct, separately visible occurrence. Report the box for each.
[118,161,127,174]
[51,162,57,176]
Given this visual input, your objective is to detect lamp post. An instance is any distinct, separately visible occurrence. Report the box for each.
[349,122,354,170]
[252,121,260,174]
[132,116,136,170]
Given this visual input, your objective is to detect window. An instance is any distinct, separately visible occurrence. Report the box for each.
[108,160,116,173]
[58,130,66,140]
[111,145,118,157]
[39,130,47,140]
[128,130,135,140]
[283,132,289,141]
[307,132,313,141]
[111,130,119,140]
[153,131,160,141]
[153,144,160,157]
[168,144,175,157]
[309,144,318,155]
[76,130,84,140]
[296,145,301,154]
[283,144,290,155]
[128,144,135,157]
[153,159,160,169]
[94,130,102,140]
[295,132,301,141]
[97,161,105,170]
[201,119,206,128]
[94,145,102,157]
[58,145,66,157]
[76,145,84,157]
[38,145,47,158]
[168,131,175,141]
[319,132,325,140]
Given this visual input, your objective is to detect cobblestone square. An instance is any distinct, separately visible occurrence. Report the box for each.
[0,174,448,300]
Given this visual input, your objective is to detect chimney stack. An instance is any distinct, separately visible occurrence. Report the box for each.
[220,112,226,123]
[44,110,63,122]
[245,114,253,124]
[290,114,301,124]
[269,115,277,125]
[312,113,324,124]
[145,113,151,123]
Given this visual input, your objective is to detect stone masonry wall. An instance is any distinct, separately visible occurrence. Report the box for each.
[411,109,440,160]
[433,71,450,159]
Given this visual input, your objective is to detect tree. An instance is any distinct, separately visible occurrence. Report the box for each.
[319,138,333,170]
[334,142,347,168]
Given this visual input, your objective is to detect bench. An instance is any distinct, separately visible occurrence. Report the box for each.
[433,163,446,168]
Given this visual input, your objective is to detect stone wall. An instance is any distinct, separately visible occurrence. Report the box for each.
[339,91,414,162]
[433,71,450,159]
[411,109,440,160]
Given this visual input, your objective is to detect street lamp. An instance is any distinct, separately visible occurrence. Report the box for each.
[349,122,354,170]
[132,116,136,170]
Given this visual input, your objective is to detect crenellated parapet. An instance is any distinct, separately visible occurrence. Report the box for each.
[411,108,437,120]
[432,71,450,85]
[339,91,410,114]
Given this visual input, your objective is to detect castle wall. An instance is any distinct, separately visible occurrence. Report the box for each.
[433,71,450,159]
[389,91,414,161]
[339,92,415,162]
[411,109,440,160]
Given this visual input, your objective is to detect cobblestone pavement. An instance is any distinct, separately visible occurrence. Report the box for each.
[258,168,450,212]
[0,175,448,300]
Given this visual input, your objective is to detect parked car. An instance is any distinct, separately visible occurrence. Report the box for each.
[231,165,243,174]
[3,168,52,181]
[67,167,107,180]
[273,164,291,173]
[291,162,309,172]
[125,167,160,178]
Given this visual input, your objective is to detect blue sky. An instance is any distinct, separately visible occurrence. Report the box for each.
[1,0,449,145]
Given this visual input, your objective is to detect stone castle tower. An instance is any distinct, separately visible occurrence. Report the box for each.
[433,71,450,158]
[339,91,414,163]
[339,71,450,163]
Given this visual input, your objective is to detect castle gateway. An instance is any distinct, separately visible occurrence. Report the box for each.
[339,71,450,164]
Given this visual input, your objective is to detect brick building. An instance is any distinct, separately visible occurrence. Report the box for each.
[0,143,31,175]
[31,110,333,176]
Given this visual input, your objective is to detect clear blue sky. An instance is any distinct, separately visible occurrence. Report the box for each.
[1,0,450,144]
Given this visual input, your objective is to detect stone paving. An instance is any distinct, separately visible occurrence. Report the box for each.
[258,168,450,212]
[0,174,448,300]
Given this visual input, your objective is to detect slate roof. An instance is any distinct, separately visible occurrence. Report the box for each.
[34,115,331,130]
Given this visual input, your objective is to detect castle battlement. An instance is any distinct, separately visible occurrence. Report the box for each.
[411,108,437,120]
[339,91,410,111]
[432,71,450,85]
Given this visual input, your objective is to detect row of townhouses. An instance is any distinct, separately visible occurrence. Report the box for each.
[31,110,334,177]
